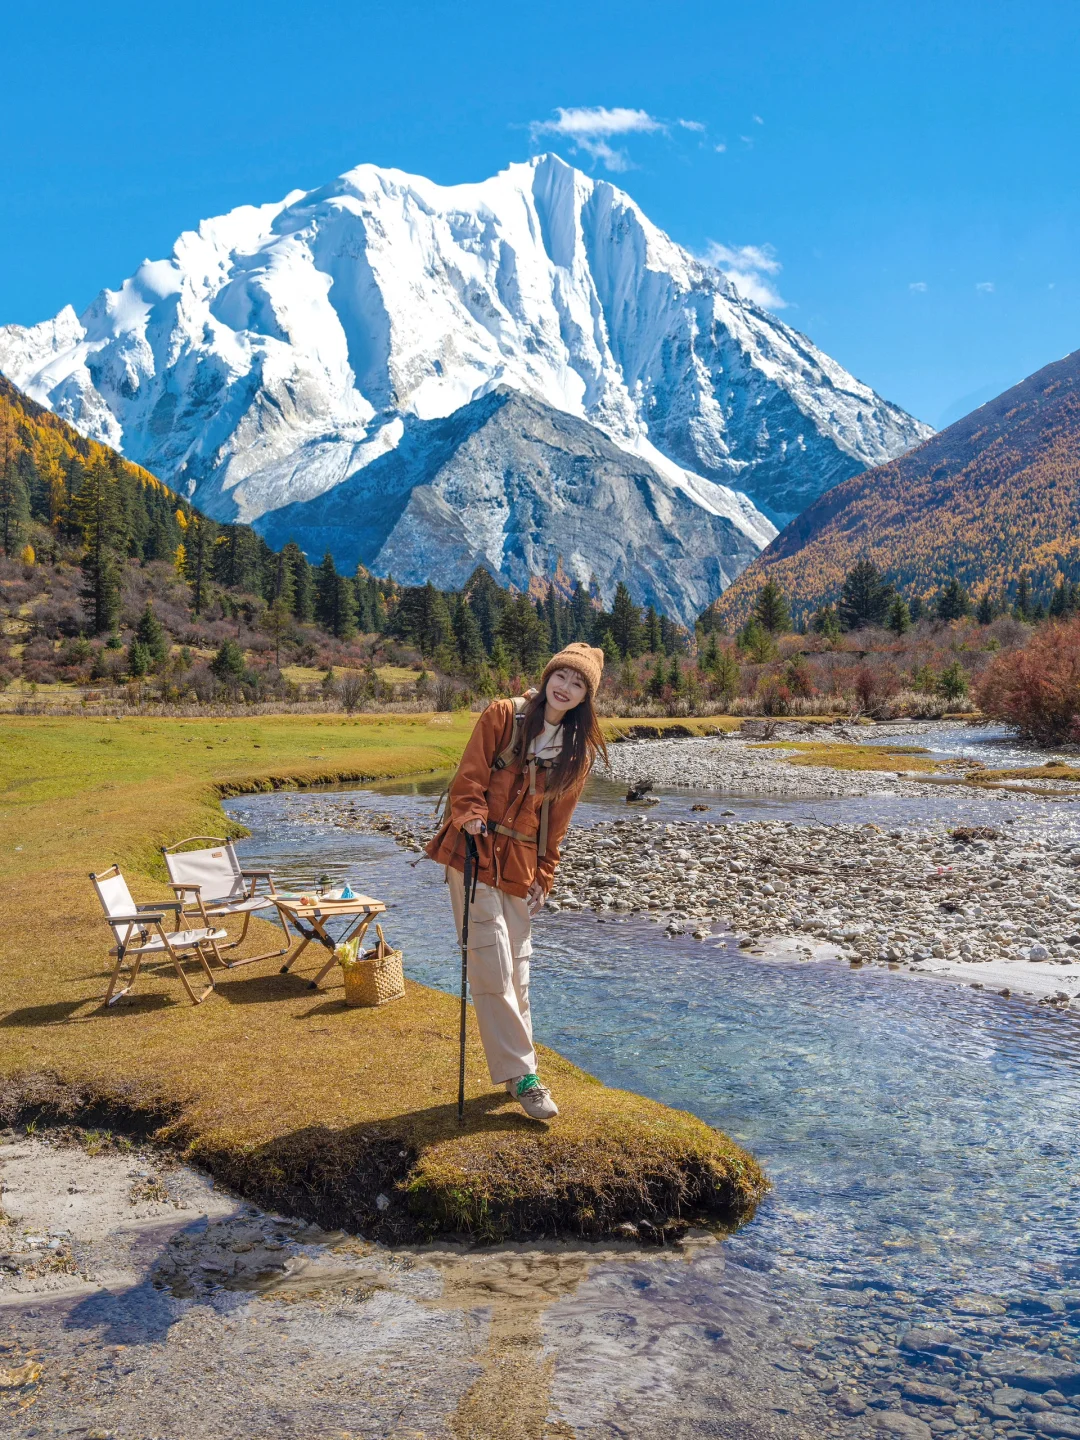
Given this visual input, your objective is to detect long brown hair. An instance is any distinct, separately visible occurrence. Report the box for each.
[512,678,608,796]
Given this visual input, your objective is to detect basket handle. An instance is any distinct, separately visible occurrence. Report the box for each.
[375,923,387,959]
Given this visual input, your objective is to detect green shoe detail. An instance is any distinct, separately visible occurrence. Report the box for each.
[515,1074,541,1097]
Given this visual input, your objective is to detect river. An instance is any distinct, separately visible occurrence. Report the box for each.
[219,739,1080,1439]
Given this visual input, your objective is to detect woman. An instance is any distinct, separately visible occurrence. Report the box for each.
[425,642,607,1120]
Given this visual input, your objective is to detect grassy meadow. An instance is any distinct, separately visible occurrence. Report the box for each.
[0,710,766,1239]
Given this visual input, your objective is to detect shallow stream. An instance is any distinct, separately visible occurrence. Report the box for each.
[222,743,1080,1438]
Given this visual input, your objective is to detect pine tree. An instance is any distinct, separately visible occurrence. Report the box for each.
[570,581,593,643]
[489,637,512,682]
[0,408,29,556]
[544,586,565,652]
[263,596,293,667]
[647,655,666,699]
[936,577,970,621]
[909,595,925,624]
[811,603,841,639]
[134,602,169,665]
[334,574,358,640]
[937,661,968,703]
[183,514,216,616]
[452,595,485,669]
[668,655,684,694]
[211,639,246,681]
[839,560,892,630]
[644,605,662,654]
[701,631,721,673]
[658,614,679,656]
[1013,572,1032,622]
[314,553,340,631]
[976,590,995,625]
[278,541,313,622]
[127,639,152,677]
[370,578,388,633]
[886,594,911,636]
[610,582,644,657]
[753,578,791,634]
[73,457,123,633]
[497,594,548,673]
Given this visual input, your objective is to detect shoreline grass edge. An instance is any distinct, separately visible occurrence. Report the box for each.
[0,712,767,1241]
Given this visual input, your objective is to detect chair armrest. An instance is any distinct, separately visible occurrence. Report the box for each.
[242,869,277,896]
[137,900,181,914]
[109,911,165,924]
[170,882,202,895]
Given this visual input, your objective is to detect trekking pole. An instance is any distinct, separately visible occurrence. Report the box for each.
[458,830,480,1125]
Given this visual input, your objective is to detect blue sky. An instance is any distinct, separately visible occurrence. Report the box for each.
[2,0,1077,427]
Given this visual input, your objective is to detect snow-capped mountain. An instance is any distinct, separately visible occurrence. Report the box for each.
[0,154,930,621]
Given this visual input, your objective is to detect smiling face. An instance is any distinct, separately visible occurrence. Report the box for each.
[545,666,589,715]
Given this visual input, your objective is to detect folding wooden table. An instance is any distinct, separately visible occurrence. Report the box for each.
[272,893,387,990]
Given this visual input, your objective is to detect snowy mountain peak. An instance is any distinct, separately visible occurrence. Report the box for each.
[0,154,930,620]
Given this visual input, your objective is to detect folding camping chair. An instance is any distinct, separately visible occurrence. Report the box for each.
[162,836,290,967]
[90,865,223,1006]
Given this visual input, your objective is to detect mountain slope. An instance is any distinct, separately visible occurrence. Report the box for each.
[713,349,1080,624]
[257,387,771,623]
[0,153,929,612]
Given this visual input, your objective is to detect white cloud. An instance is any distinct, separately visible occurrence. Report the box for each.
[714,142,728,153]
[703,241,787,309]
[678,118,706,132]
[976,281,995,293]
[530,106,666,170]
[909,281,928,292]
[752,114,764,124]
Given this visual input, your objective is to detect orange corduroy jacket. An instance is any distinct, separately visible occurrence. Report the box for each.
[424,698,586,899]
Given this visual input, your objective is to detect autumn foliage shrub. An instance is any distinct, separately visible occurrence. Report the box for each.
[975,618,1080,744]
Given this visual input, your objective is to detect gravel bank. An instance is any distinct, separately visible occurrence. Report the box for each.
[601,725,952,798]
[301,751,1080,1007]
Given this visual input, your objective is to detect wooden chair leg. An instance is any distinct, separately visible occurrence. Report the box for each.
[105,949,133,1005]
[191,945,217,1003]
[216,907,293,967]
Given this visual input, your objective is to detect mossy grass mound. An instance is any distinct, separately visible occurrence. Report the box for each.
[966,762,1080,784]
[0,713,766,1240]
[753,739,941,773]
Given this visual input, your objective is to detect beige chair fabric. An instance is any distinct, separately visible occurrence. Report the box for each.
[162,837,289,966]
[90,865,223,1006]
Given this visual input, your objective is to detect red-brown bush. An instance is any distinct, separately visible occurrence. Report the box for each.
[975,618,1080,745]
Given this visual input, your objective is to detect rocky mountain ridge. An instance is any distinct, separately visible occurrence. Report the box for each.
[0,153,930,618]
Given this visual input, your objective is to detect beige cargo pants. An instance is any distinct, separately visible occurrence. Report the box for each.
[446,868,536,1085]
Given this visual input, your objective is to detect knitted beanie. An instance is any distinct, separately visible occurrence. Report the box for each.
[541,642,605,699]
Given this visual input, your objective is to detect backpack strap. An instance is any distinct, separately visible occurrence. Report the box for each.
[492,696,529,771]
[434,698,529,828]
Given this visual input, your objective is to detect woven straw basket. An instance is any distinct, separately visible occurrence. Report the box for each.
[342,925,405,1008]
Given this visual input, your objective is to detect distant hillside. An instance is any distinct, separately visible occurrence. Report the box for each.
[0,370,181,529]
[713,349,1080,626]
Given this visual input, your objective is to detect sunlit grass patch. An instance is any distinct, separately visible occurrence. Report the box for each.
[752,740,941,773]
[967,762,1080,784]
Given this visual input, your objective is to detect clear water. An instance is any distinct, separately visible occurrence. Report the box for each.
[223,766,1080,1426]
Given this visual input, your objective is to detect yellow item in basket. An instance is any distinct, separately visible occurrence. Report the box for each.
[337,925,405,1008]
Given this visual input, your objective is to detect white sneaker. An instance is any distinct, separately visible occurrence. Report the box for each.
[505,1074,559,1120]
